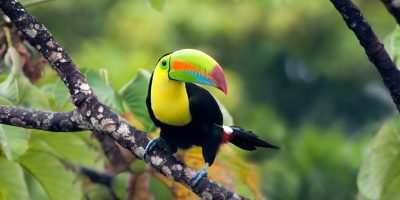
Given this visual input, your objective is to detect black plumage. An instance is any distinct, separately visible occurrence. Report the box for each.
[146,73,278,166]
[229,126,278,150]
[147,74,223,165]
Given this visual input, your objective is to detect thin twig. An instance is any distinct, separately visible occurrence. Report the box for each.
[80,166,113,187]
[80,166,119,200]
[94,132,134,173]
[330,0,400,112]
[381,0,400,25]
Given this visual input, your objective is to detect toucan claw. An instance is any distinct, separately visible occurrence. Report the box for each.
[191,163,209,187]
[144,137,174,159]
[144,137,161,159]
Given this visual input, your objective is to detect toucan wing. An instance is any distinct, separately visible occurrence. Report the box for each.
[185,83,223,125]
[185,83,223,165]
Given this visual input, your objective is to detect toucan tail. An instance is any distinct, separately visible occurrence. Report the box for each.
[225,126,279,151]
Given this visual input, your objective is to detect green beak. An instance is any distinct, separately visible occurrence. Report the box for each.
[168,49,228,94]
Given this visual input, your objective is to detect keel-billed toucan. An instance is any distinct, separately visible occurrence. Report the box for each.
[145,49,278,186]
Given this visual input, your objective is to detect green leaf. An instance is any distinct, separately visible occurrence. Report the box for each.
[149,174,174,200]
[18,152,83,200]
[0,96,14,106]
[1,47,24,105]
[147,0,167,12]
[53,80,70,110]
[0,73,19,104]
[29,131,103,169]
[1,38,49,109]
[85,184,114,200]
[25,170,51,200]
[129,160,147,173]
[111,172,129,200]
[85,69,124,114]
[17,76,51,109]
[119,69,153,131]
[0,62,49,109]
[4,47,23,76]
[385,26,400,69]
[0,157,29,200]
[357,117,400,200]
[0,125,31,160]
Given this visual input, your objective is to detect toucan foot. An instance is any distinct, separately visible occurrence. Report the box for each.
[144,137,162,159]
[144,137,174,159]
[191,163,209,187]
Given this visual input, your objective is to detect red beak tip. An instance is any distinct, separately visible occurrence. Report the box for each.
[222,87,228,95]
[212,64,228,95]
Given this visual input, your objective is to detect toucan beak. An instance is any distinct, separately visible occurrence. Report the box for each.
[168,49,228,94]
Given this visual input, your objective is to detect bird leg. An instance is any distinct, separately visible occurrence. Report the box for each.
[191,162,209,187]
[144,137,173,158]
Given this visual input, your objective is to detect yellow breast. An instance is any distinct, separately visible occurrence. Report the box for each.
[150,69,192,126]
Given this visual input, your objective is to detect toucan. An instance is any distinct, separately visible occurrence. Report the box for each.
[145,49,278,186]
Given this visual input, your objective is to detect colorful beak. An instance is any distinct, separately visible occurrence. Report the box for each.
[168,49,228,94]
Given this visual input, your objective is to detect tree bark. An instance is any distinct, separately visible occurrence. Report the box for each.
[0,0,247,199]
[382,0,400,25]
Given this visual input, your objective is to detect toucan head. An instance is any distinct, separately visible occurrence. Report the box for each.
[155,49,227,94]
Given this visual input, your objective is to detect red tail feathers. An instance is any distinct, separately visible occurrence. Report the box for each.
[219,125,278,150]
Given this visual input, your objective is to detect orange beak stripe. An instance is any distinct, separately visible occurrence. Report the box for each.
[171,60,217,82]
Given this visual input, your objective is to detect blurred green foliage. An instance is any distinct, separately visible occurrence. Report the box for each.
[0,0,399,199]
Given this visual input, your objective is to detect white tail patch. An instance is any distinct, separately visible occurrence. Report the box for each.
[223,125,233,135]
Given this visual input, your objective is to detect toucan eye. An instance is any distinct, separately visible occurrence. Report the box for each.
[161,60,167,67]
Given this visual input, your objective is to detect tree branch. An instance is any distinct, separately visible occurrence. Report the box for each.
[79,166,119,200]
[80,166,113,187]
[0,0,91,107]
[381,0,400,25]
[0,0,247,199]
[0,106,86,131]
[330,0,400,112]
[94,132,134,173]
